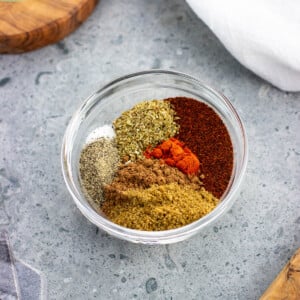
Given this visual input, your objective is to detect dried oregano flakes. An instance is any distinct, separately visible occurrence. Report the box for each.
[113,100,179,162]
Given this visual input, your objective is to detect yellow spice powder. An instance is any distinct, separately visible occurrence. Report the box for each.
[101,183,219,231]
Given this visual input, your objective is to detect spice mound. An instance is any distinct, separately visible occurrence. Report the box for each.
[102,183,218,231]
[166,97,233,198]
[79,137,120,206]
[79,97,234,231]
[104,158,203,198]
[144,137,200,175]
[113,100,179,162]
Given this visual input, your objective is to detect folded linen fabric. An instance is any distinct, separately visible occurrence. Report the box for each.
[186,0,300,91]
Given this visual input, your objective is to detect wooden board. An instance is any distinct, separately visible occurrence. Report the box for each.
[0,0,98,53]
[260,248,300,300]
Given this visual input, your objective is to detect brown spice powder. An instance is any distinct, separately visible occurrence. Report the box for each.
[103,158,203,201]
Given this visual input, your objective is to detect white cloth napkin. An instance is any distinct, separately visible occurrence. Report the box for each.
[186,0,300,92]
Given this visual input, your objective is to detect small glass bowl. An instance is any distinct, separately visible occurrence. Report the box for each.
[61,70,248,244]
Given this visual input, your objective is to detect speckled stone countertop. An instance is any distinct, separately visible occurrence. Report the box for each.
[1,0,300,299]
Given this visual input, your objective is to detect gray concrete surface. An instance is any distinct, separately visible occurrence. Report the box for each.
[1,0,300,299]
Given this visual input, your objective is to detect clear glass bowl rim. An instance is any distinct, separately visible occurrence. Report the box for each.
[61,69,248,244]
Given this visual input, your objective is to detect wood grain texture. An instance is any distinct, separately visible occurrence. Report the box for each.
[0,0,98,53]
[260,248,300,300]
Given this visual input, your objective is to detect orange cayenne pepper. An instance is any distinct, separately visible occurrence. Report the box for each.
[144,137,200,175]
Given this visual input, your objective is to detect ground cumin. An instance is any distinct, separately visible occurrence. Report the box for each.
[101,183,218,231]
[103,158,203,201]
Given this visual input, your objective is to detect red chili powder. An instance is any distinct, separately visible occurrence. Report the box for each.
[166,97,233,198]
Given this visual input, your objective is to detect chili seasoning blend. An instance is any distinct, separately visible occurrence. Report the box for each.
[79,97,234,231]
